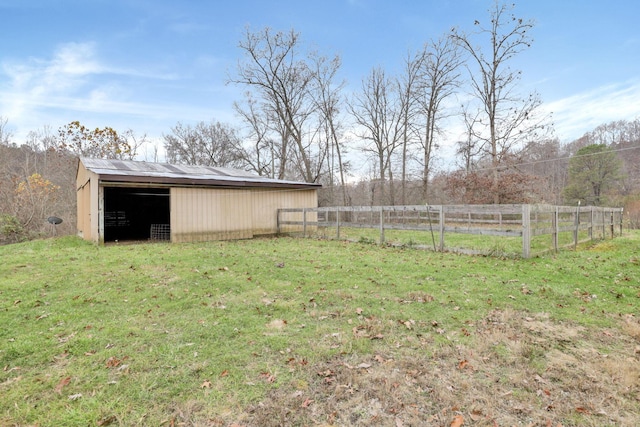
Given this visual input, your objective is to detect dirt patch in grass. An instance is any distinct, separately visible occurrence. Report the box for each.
[242,309,640,427]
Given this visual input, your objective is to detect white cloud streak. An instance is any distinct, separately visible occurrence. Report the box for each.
[543,80,640,141]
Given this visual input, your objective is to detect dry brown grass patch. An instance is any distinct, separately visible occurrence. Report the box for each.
[242,309,640,427]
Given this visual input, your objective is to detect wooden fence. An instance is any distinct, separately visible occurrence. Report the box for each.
[277,204,624,258]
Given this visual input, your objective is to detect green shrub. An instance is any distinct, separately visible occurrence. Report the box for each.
[0,214,26,245]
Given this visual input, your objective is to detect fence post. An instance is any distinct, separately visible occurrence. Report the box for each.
[610,209,614,238]
[552,206,559,253]
[573,202,580,250]
[277,209,281,234]
[302,208,307,238]
[620,208,624,236]
[379,206,385,244]
[438,205,445,251]
[336,208,341,240]
[522,204,531,258]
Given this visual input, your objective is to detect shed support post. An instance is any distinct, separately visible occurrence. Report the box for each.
[336,209,341,240]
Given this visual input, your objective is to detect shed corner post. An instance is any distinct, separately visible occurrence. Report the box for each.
[336,208,341,240]
[522,204,531,258]
[276,208,281,235]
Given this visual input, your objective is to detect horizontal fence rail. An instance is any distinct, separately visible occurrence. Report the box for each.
[277,204,624,258]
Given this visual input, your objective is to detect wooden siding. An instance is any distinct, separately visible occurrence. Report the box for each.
[252,188,317,234]
[171,187,254,243]
[76,162,100,243]
[77,158,319,244]
[171,187,318,242]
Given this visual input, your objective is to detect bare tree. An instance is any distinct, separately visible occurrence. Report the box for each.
[452,1,548,203]
[309,52,350,205]
[397,51,422,205]
[349,67,404,205]
[0,116,13,146]
[413,35,462,200]
[164,120,244,168]
[230,27,326,182]
[234,95,278,177]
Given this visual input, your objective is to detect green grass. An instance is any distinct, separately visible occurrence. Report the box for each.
[313,225,613,257]
[1,232,639,426]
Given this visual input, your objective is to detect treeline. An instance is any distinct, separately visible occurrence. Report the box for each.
[2,116,638,244]
[2,2,640,243]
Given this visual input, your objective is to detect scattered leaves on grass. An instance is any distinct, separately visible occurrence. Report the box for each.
[97,415,117,426]
[259,372,276,383]
[54,376,71,394]
[105,356,128,369]
[450,414,464,427]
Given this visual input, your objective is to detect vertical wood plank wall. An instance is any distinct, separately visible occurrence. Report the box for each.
[251,188,317,235]
[75,163,97,243]
[171,187,317,243]
[171,187,253,242]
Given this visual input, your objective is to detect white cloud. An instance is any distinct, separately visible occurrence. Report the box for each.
[0,41,188,140]
[543,80,640,142]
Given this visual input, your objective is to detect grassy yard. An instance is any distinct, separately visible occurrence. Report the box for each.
[1,232,639,426]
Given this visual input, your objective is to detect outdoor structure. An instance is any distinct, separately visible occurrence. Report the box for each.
[76,158,320,244]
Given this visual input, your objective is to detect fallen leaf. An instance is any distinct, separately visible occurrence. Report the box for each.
[97,415,117,426]
[105,356,121,368]
[458,360,468,370]
[259,372,276,383]
[55,376,71,394]
[450,414,464,427]
[201,380,212,389]
[301,397,313,408]
[356,363,372,369]
[356,307,363,314]
[220,369,229,377]
[68,393,82,400]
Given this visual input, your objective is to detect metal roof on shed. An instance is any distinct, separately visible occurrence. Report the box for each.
[80,158,321,189]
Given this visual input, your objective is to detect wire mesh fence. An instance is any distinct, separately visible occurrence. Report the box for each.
[277,204,624,258]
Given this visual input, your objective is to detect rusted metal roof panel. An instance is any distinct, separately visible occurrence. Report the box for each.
[80,158,321,189]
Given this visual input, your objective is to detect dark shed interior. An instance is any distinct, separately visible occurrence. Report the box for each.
[104,187,170,242]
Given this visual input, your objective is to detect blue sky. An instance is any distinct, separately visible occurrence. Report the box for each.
[1,0,639,162]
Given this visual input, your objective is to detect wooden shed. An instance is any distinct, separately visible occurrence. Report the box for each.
[76,158,320,244]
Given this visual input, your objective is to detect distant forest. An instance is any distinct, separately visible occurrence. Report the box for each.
[2,3,640,243]
[1,116,639,244]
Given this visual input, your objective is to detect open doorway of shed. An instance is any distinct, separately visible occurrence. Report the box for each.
[104,187,170,242]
